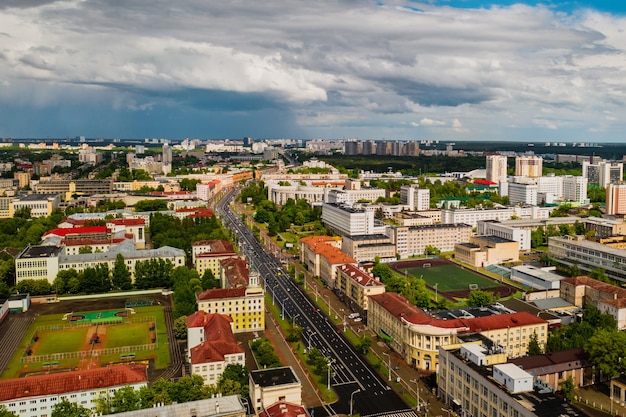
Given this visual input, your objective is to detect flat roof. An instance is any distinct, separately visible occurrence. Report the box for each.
[250,366,299,387]
[345,234,390,241]
[511,265,563,283]
[17,193,60,201]
[476,235,516,244]
[18,245,63,259]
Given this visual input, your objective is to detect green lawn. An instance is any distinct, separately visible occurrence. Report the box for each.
[37,328,88,355]
[1,305,171,379]
[106,323,150,348]
[401,264,500,292]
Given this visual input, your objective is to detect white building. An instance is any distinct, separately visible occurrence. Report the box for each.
[11,193,61,218]
[562,175,588,203]
[486,155,508,182]
[399,185,430,211]
[101,397,246,417]
[536,175,562,200]
[510,265,563,290]
[187,311,245,385]
[267,184,330,206]
[477,220,531,251]
[321,203,386,236]
[583,160,623,187]
[250,367,302,412]
[325,188,387,205]
[0,365,147,417]
[508,182,538,206]
[441,206,555,228]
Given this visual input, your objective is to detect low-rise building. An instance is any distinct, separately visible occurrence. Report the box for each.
[510,265,563,290]
[196,272,265,333]
[341,234,396,263]
[320,203,386,237]
[477,220,531,251]
[0,365,147,417]
[187,311,245,385]
[389,223,472,257]
[509,348,591,391]
[454,235,519,268]
[249,367,301,413]
[101,396,246,417]
[441,206,555,228]
[10,193,61,217]
[336,263,385,317]
[106,218,146,249]
[299,236,355,288]
[192,240,237,277]
[560,275,626,330]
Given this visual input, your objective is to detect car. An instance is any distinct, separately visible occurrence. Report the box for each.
[348,313,360,319]
[353,317,362,322]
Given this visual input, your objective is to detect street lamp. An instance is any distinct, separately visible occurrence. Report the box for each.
[323,294,332,317]
[292,314,300,326]
[410,379,421,412]
[314,283,318,301]
[327,358,334,391]
[307,330,317,350]
[434,283,438,303]
[281,297,288,320]
[350,388,361,416]
[383,352,391,382]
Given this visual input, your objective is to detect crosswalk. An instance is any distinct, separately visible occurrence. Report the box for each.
[363,409,418,417]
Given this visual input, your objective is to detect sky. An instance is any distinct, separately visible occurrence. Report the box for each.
[1,1,626,142]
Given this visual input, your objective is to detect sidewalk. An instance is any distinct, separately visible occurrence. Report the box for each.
[576,384,626,417]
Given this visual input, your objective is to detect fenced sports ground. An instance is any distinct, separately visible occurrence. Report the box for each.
[390,258,517,301]
[1,305,169,379]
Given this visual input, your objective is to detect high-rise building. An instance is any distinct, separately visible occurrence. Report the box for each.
[607,183,626,215]
[405,141,420,156]
[162,143,173,175]
[515,156,542,178]
[583,160,623,187]
[486,155,508,182]
[400,185,430,211]
[562,176,588,203]
[508,182,538,206]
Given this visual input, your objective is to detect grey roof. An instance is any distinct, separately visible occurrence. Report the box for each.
[475,235,516,244]
[18,245,63,259]
[250,366,299,387]
[345,234,390,241]
[532,298,575,310]
[511,265,563,283]
[17,193,60,201]
[101,396,245,417]
[59,240,184,263]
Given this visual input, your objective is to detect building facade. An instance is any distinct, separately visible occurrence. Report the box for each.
[515,156,543,178]
[486,155,508,183]
[389,223,473,257]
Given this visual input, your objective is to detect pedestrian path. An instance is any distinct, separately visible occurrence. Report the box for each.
[363,410,417,417]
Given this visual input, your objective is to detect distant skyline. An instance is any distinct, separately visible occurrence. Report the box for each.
[1,1,626,141]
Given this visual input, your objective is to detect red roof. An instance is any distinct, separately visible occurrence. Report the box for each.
[220,258,250,288]
[260,402,310,417]
[43,226,107,237]
[107,218,145,226]
[196,287,247,301]
[192,240,234,252]
[474,179,497,185]
[61,237,127,247]
[338,264,383,287]
[59,218,91,227]
[187,312,243,364]
[0,365,147,401]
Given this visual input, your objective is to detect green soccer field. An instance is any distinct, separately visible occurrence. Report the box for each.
[1,305,170,380]
[401,264,500,292]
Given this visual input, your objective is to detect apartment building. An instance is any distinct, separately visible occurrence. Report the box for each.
[341,234,396,263]
[508,181,538,206]
[515,156,543,178]
[187,311,245,385]
[486,155,508,183]
[267,184,329,206]
[299,235,355,288]
[399,185,430,211]
[562,175,588,203]
[10,193,61,217]
[326,187,387,205]
[321,203,386,236]
[606,183,626,215]
[336,263,385,316]
[388,223,472,257]
[195,273,265,333]
[34,179,113,200]
[583,160,623,187]
[192,239,237,277]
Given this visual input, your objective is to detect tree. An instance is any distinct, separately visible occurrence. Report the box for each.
[134,258,174,289]
[174,315,188,340]
[201,269,219,290]
[134,199,169,212]
[79,264,111,293]
[13,207,31,219]
[559,376,575,402]
[51,399,92,417]
[0,406,16,417]
[527,331,543,355]
[590,267,608,283]
[371,263,393,282]
[78,245,93,254]
[424,245,441,256]
[286,322,303,342]
[467,289,497,307]
[357,335,372,354]
[585,329,626,379]
[112,254,133,290]
[54,269,79,294]
[17,279,52,295]
[569,264,581,277]
[217,364,249,397]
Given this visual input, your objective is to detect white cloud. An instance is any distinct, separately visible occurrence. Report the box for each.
[0,0,626,139]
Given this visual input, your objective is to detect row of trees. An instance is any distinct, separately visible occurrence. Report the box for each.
[150,212,228,256]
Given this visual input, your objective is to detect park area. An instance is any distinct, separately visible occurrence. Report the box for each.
[390,258,517,301]
[1,304,169,379]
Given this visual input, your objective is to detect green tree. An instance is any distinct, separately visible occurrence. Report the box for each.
[174,315,188,340]
[590,267,608,283]
[424,245,441,256]
[134,199,169,212]
[217,364,249,397]
[51,399,92,417]
[467,289,497,307]
[585,329,626,379]
[201,269,219,290]
[53,269,79,294]
[79,264,111,293]
[134,258,174,289]
[559,376,575,402]
[357,335,372,354]
[371,263,393,282]
[569,264,581,277]
[13,207,31,219]
[112,254,133,290]
[78,245,93,254]
[17,279,52,295]
[527,331,543,355]
[0,405,16,417]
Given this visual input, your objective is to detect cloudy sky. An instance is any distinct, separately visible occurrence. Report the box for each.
[1,0,626,141]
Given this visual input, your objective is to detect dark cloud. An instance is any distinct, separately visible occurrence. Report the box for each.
[0,0,63,10]
[376,77,493,107]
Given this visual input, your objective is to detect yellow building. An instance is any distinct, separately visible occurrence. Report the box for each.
[195,271,265,333]
[454,235,519,268]
[336,263,385,315]
[192,240,237,277]
[368,292,548,372]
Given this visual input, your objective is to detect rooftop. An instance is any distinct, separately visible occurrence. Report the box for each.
[100,396,245,417]
[338,264,383,287]
[260,402,309,417]
[196,287,247,301]
[511,265,563,283]
[474,235,517,244]
[250,366,300,387]
[18,245,63,259]
[15,193,60,201]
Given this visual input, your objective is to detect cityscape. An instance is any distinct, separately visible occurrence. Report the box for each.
[0,137,624,417]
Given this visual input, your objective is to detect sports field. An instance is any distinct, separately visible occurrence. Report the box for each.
[1,305,169,379]
[400,265,500,292]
